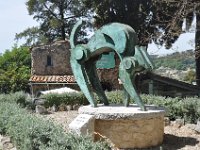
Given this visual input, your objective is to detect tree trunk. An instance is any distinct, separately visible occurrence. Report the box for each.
[59,3,65,40]
[195,13,200,87]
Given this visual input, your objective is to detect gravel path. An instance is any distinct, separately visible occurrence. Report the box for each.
[38,111,79,132]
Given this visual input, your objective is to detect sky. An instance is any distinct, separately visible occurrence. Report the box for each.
[0,1,196,56]
[0,0,38,53]
[147,32,195,56]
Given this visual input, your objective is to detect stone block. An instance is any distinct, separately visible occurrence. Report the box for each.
[69,114,95,138]
[35,105,48,114]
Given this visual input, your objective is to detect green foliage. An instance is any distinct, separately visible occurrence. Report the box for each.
[16,0,89,45]
[84,0,152,45]
[181,98,200,123]
[0,91,27,105]
[183,69,196,83]
[40,92,89,108]
[0,95,110,150]
[142,95,200,123]
[105,91,124,104]
[0,46,31,93]
[15,27,45,46]
[83,0,196,47]
[153,50,195,70]
[141,94,184,120]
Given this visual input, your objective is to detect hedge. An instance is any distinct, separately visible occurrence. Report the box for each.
[40,92,89,108]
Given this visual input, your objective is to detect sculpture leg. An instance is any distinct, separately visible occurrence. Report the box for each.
[119,63,146,111]
[85,62,109,105]
[70,59,97,107]
[123,87,130,107]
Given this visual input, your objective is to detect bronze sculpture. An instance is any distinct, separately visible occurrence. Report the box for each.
[70,20,154,111]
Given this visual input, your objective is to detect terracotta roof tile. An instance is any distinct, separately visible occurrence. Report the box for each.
[29,75,76,83]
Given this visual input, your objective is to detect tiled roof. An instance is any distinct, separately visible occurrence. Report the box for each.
[29,75,76,83]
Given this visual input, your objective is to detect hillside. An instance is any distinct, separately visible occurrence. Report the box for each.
[152,50,196,83]
[153,50,195,70]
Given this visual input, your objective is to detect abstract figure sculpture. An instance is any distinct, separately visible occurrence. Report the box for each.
[70,20,154,111]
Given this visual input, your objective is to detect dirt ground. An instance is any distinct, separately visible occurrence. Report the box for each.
[162,125,200,150]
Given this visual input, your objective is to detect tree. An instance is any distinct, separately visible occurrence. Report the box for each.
[83,0,200,87]
[83,0,191,47]
[195,10,200,86]
[16,0,89,46]
[83,0,152,45]
[0,46,31,93]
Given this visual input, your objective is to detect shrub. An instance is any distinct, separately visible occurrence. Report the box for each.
[0,91,27,105]
[142,94,200,123]
[40,92,89,108]
[182,97,200,123]
[105,91,124,104]
[0,102,110,150]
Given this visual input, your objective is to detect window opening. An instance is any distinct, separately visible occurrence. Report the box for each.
[47,55,53,66]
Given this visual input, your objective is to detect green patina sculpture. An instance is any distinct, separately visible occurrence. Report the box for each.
[70,20,154,111]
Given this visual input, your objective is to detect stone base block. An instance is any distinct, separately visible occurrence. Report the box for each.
[95,116,164,148]
[78,104,165,149]
[69,114,95,137]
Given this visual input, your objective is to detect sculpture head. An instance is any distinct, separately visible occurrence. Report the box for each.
[134,46,154,72]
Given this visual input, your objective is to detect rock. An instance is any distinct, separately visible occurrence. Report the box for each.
[51,104,58,112]
[164,117,170,126]
[66,105,73,111]
[3,142,14,149]
[32,98,46,105]
[0,136,15,150]
[35,105,48,114]
[172,118,185,128]
[73,104,80,110]
[0,135,3,150]
[58,104,67,111]
[194,120,200,133]
[69,114,95,139]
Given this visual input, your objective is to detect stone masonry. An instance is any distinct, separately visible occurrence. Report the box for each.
[31,40,72,75]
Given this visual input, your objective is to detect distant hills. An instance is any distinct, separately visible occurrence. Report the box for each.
[153,50,195,70]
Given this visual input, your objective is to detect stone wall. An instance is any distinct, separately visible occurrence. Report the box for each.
[31,40,72,75]
[97,57,121,90]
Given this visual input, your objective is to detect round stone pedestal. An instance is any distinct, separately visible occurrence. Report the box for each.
[79,104,165,149]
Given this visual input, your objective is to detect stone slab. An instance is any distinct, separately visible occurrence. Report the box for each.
[78,104,165,120]
[69,114,95,137]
